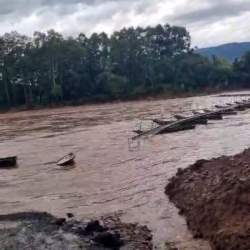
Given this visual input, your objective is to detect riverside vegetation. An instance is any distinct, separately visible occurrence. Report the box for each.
[1,23,250,108]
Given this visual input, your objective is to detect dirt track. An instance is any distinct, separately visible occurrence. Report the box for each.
[166,149,250,250]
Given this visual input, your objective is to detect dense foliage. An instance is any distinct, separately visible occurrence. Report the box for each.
[0,24,249,108]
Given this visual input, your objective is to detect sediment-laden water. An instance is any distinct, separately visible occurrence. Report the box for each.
[1,92,250,249]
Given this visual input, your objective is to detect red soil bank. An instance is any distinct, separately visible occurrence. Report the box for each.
[165,149,250,250]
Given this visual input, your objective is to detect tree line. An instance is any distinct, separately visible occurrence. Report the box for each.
[0,24,249,108]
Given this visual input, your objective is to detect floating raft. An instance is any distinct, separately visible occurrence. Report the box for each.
[132,99,250,140]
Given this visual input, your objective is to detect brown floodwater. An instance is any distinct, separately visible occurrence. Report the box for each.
[1,92,250,249]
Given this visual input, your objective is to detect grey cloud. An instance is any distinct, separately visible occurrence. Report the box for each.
[0,0,137,15]
[0,0,150,23]
[0,0,81,17]
[0,0,250,46]
[171,0,250,25]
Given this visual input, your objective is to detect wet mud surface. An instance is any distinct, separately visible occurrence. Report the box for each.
[166,149,250,250]
[1,91,250,249]
[0,211,152,249]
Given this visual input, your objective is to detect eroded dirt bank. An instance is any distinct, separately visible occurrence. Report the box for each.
[0,212,152,249]
[166,149,250,250]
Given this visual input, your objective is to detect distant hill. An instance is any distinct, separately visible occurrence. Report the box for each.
[197,42,250,62]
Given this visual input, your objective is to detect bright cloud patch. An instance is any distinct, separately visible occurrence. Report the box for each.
[0,0,250,47]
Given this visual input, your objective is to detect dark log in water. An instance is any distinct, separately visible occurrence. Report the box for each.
[0,156,17,168]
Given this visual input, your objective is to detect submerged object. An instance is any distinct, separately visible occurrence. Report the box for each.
[57,153,75,166]
[235,101,244,105]
[192,111,202,115]
[235,106,246,111]
[202,110,223,120]
[133,130,143,135]
[214,105,226,109]
[158,124,195,134]
[0,156,17,168]
[174,114,187,120]
[152,119,176,126]
[174,114,208,125]
[218,110,237,115]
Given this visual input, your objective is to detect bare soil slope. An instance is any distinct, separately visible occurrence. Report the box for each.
[166,149,250,250]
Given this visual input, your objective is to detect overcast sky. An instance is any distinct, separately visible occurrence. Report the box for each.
[0,0,250,48]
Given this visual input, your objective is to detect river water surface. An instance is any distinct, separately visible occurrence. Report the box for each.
[1,92,250,249]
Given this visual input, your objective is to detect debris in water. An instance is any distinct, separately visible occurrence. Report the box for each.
[57,153,75,166]
[0,156,17,168]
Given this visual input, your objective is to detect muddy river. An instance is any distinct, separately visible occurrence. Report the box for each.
[1,92,250,249]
